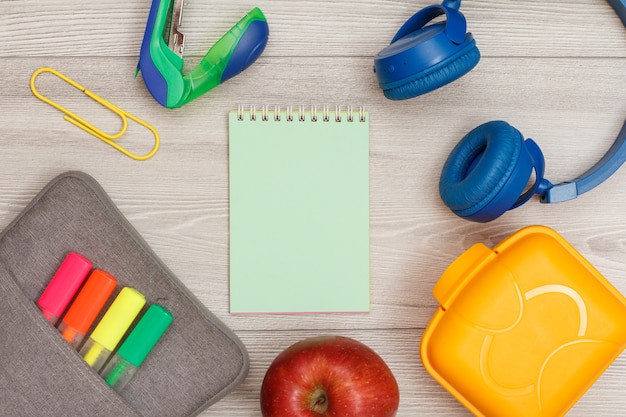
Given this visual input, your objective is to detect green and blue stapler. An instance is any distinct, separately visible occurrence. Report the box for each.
[137,0,269,108]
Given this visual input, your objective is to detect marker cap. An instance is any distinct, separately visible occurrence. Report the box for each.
[90,287,146,351]
[117,304,173,367]
[36,252,92,324]
[80,287,145,370]
[58,270,117,348]
[102,304,173,391]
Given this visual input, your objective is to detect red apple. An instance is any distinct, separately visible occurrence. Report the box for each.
[260,335,400,417]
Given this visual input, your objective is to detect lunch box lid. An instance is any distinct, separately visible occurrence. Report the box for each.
[421,225,626,417]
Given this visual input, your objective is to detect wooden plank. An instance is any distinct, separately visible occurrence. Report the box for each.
[2,0,625,57]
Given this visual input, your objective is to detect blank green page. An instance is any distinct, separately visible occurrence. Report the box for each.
[229,107,370,313]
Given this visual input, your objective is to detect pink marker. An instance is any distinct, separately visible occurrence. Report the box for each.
[36,252,92,325]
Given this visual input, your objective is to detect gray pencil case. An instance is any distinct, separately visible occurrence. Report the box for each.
[0,171,248,417]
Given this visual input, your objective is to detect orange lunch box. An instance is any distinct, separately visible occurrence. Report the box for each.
[421,225,626,417]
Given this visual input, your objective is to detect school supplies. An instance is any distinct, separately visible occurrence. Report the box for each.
[2,172,246,416]
[57,269,117,349]
[30,67,160,161]
[229,106,370,313]
[36,252,92,325]
[102,304,173,392]
[34,247,174,388]
[80,287,146,371]
[137,0,269,108]
[421,226,626,417]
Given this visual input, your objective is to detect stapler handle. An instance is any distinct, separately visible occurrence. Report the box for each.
[137,2,269,108]
[182,8,269,106]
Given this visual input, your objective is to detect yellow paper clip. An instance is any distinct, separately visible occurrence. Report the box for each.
[30,67,160,161]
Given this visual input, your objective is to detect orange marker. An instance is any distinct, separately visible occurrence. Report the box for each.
[57,270,117,349]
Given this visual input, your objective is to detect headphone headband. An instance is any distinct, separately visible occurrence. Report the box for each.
[608,0,626,26]
[390,4,466,45]
[541,119,626,203]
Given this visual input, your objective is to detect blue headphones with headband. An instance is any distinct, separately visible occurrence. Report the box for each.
[374,0,478,100]
[375,0,626,222]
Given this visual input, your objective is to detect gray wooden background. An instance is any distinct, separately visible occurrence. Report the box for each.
[2,0,626,415]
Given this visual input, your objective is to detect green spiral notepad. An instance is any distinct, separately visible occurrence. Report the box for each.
[229,106,370,313]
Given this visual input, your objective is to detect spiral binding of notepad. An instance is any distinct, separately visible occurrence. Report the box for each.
[236,105,367,123]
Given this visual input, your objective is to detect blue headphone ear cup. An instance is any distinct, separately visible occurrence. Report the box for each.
[374,5,479,100]
[439,121,525,220]
[383,42,480,100]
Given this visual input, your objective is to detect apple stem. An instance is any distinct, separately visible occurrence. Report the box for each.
[309,388,329,414]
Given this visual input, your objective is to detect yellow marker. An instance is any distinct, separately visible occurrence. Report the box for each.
[30,67,160,161]
[79,287,146,372]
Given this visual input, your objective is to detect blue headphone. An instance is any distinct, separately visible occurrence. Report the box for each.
[375,0,626,222]
[374,0,478,100]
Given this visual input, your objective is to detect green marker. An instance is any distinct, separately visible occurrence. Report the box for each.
[101,304,173,391]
